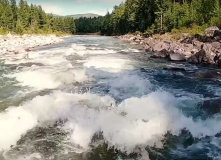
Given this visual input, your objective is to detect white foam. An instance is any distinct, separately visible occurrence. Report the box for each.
[1,91,221,156]
[0,107,37,150]
[109,73,152,98]
[71,43,116,56]
[84,56,134,73]
[7,68,87,90]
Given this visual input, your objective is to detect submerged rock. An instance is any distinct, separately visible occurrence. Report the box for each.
[194,70,221,79]
[200,99,221,115]
[163,67,186,72]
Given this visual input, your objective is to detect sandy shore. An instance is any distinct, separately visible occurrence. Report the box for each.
[0,34,63,55]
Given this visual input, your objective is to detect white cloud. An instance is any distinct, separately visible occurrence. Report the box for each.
[41,3,63,15]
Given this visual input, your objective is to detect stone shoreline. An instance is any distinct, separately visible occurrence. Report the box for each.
[118,26,221,68]
[0,34,64,56]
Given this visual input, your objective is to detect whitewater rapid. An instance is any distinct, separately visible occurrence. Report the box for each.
[0,36,221,160]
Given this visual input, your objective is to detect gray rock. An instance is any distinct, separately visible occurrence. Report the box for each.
[151,49,169,59]
[193,40,204,49]
[211,41,221,49]
[181,36,194,44]
[203,43,213,51]
[169,52,186,61]
[153,41,170,52]
[218,58,221,68]
[188,49,210,64]
[144,45,152,52]
[205,26,219,37]
[195,34,214,42]
[129,36,136,41]
[213,30,221,38]
[183,43,194,49]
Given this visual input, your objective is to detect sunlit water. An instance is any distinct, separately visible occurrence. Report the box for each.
[0,36,221,160]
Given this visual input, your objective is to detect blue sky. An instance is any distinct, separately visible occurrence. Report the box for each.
[20,0,124,16]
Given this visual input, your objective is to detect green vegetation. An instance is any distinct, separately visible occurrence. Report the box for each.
[100,0,221,35]
[75,17,103,34]
[76,0,221,36]
[0,0,76,35]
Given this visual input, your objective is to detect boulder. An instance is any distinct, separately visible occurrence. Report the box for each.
[180,36,194,44]
[194,34,204,41]
[195,34,214,43]
[213,30,221,38]
[129,36,136,41]
[205,26,219,37]
[151,49,169,59]
[169,52,186,61]
[144,45,152,52]
[192,40,204,49]
[153,41,170,52]
[188,48,210,64]
[183,43,194,50]
[215,55,221,67]
[218,57,221,68]
[211,42,221,49]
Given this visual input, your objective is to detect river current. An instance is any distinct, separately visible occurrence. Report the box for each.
[0,36,221,160]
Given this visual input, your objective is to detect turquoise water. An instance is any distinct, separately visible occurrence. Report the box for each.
[0,36,221,160]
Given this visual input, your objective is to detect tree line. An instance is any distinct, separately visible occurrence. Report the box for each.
[75,17,103,34]
[75,0,221,35]
[0,0,76,34]
[101,0,221,35]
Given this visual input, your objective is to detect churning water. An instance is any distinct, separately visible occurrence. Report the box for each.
[0,36,221,160]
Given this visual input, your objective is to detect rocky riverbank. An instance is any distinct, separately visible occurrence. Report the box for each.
[119,26,221,68]
[0,34,63,55]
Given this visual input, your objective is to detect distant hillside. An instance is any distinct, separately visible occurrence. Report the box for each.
[51,13,102,19]
[67,13,101,19]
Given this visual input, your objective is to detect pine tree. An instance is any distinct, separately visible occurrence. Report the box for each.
[10,0,17,31]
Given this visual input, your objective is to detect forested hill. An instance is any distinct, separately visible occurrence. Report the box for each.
[75,17,103,34]
[0,0,76,35]
[75,0,221,35]
[67,13,101,19]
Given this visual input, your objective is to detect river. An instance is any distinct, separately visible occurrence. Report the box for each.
[0,36,221,160]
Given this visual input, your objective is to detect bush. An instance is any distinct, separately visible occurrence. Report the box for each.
[135,30,141,35]
[171,24,208,36]
[210,17,221,29]
[145,24,156,35]
[0,27,9,35]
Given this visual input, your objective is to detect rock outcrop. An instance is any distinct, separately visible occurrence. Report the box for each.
[169,52,186,61]
[205,26,219,37]
[118,26,221,67]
